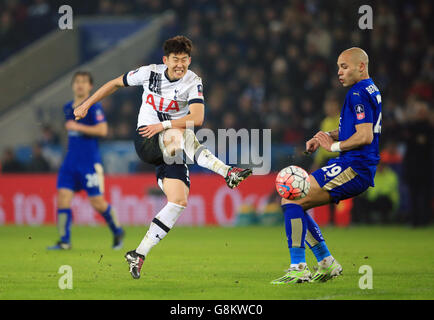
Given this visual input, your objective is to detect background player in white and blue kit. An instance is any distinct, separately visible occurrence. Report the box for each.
[48,71,124,250]
[272,47,382,284]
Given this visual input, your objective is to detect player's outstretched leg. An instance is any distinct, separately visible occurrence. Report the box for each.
[177,129,252,188]
[125,178,187,279]
[305,214,342,282]
[271,203,311,284]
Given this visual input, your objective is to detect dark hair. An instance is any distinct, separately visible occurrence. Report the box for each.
[72,71,93,85]
[163,35,193,57]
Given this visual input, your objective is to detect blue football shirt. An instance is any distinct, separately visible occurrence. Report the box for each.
[338,78,382,186]
[62,101,106,165]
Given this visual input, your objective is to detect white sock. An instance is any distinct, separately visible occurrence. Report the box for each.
[290,262,307,270]
[183,129,230,177]
[318,256,334,268]
[136,202,185,256]
[196,149,230,177]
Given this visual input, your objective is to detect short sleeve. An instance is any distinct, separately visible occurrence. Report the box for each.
[123,66,149,87]
[187,76,205,105]
[89,103,106,124]
[349,90,373,125]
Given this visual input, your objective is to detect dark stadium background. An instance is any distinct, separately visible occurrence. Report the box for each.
[0,0,432,228]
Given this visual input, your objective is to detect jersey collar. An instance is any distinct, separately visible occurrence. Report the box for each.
[164,68,181,83]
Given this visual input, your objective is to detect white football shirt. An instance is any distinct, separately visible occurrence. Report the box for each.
[123,64,204,129]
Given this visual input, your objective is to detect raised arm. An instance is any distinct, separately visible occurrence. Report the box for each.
[74,75,125,120]
[65,121,108,137]
[170,103,204,128]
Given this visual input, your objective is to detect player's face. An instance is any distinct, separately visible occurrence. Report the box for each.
[72,75,93,98]
[163,53,191,80]
[337,53,359,87]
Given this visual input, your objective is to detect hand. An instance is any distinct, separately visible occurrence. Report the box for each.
[314,131,334,152]
[74,104,89,120]
[305,137,320,154]
[138,123,164,138]
[65,120,81,131]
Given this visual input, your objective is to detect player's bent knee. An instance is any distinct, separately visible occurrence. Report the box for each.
[162,128,184,157]
[89,196,108,213]
[280,175,332,211]
[163,128,184,146]
[169,199,187,208]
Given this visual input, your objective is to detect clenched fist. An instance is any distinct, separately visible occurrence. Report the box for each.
[74,104,89,120]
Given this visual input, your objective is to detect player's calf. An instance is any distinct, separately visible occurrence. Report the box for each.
[90,198,124,249]
[47,207,72,250]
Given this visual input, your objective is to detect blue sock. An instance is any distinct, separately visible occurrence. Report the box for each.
[57,208,72,243]
[100,204,122,235]
[282,203,307,264]
[311,241,331,262]
[305,213,331,262]
[290,247,306,265]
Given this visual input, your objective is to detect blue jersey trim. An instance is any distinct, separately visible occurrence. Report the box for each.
[188,98,204,105]
[122,73,129,87]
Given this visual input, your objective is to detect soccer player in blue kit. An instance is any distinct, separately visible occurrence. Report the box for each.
[47,71,124,250]
[271,47,382,284]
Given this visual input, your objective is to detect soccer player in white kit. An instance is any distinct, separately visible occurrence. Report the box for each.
[74,36,252,279]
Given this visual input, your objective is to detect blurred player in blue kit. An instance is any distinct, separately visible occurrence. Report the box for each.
[47,71,124,250]
[272,47,382,284]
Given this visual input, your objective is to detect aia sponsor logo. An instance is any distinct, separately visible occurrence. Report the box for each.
[146,94,180,112]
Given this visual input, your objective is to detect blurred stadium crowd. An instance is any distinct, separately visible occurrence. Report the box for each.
[0,0,432,225]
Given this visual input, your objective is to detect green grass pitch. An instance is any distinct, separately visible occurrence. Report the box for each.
[0,225,433,299]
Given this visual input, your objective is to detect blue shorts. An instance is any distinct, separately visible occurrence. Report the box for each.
[156,163,190,190]
[57,161,104,196]
[311,158,371,204]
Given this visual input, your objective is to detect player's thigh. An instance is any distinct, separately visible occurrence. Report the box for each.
[162,178,189,207]
[88,195,108,213]
[157,163,191,207]
[57,188,74,209]
[281,174,332,211]
[134,127,164,165]
[80,163,105,197]
[309,159,370,207]
[57,163,78,197]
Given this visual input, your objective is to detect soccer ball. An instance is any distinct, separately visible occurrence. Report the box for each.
[275,165,311,200]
